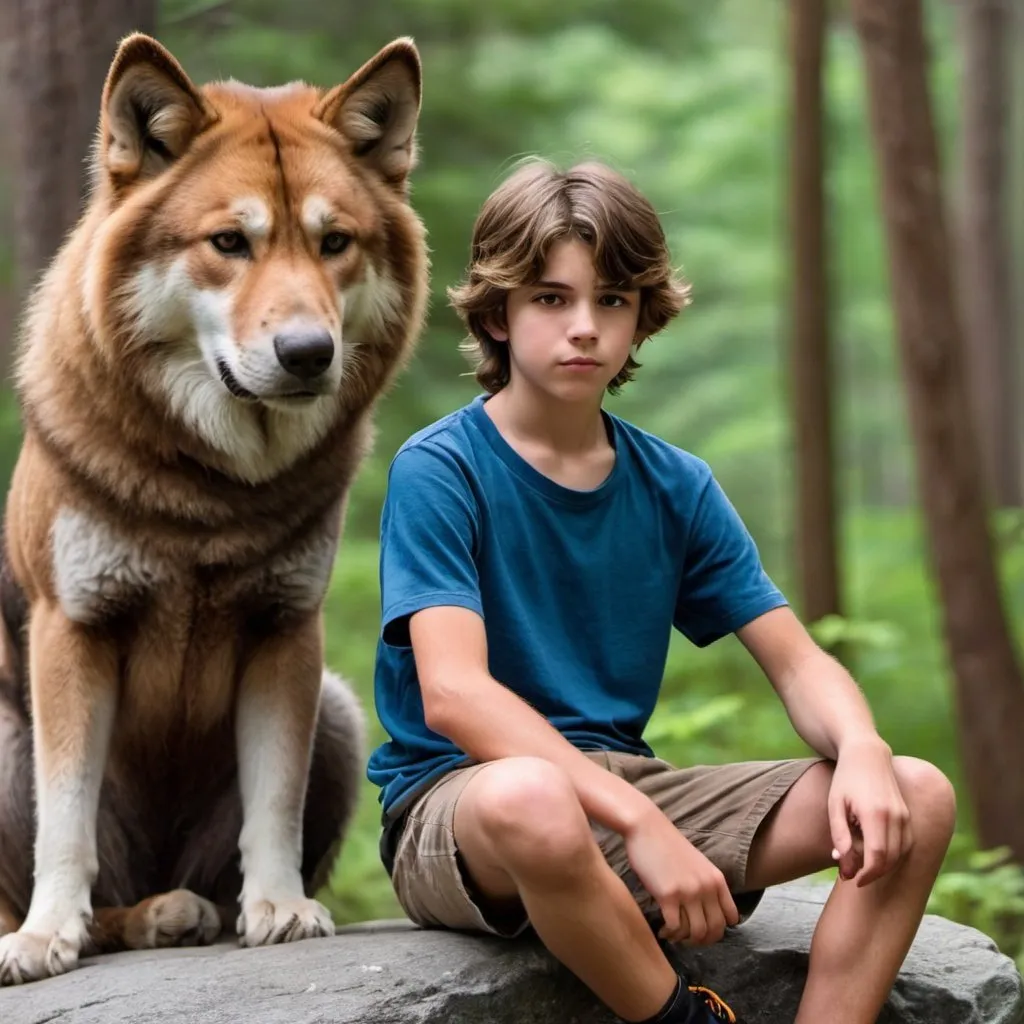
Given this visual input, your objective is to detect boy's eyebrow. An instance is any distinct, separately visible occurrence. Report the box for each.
[532,279,636,291]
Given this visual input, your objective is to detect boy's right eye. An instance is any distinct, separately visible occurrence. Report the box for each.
[534,293,562,306]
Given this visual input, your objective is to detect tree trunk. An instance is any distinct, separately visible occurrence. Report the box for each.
[851,0,1024,862]
[1012,2,1024,444]
[0,0,156,305]
[958,0,1021,508]
[789,0,841,626]
[0,34,19,367]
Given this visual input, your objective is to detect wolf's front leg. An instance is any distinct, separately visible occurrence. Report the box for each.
[0,602,117,984]
[235,614,334,946]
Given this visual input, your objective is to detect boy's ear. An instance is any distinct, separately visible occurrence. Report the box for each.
[483,314,509,342]
[314,38,421,191]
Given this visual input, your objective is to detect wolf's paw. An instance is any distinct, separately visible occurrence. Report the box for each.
[236,896,335,947]
[0,924,82,985]
[126,890,222,950]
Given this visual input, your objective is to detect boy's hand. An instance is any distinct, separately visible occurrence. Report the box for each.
[623,805,739,946]
[829,736,913,886]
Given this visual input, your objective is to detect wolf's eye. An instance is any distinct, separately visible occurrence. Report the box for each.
[210,231,250,258]
[321,232,352,257]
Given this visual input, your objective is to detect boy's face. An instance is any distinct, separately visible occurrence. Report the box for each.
[489,237,641,402]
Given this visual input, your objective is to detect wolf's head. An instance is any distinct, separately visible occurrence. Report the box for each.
[64,34,425,482]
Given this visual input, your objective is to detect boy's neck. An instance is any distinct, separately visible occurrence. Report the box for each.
[484,383,608,456]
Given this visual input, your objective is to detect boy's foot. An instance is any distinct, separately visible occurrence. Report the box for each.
[684,983,740,1023]
[655,958,742,1022]
[650,971,741,1023]
[649,926,742,1022]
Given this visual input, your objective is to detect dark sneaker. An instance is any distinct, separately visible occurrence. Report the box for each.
[650,926,743,1022]
[666,962,744,1022]
[685,983,740,1023]
[652,972,742,1023]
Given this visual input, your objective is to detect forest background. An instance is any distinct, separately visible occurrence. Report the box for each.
[1,0,1022,975]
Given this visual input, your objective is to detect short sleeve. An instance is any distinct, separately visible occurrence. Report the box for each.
[379,444,483,648]
[673,475,787,647]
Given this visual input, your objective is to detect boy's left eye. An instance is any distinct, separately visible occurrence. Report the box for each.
[533,294,630,307]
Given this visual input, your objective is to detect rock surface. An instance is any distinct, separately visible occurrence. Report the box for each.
[1,883,1021,1023]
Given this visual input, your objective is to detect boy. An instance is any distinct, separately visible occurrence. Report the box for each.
[367,159,956,1023]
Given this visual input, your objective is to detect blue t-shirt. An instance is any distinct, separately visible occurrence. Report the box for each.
[367,395,787,816]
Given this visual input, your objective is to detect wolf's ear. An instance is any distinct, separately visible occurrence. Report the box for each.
[99,33,212,188]
[315,39,422,190]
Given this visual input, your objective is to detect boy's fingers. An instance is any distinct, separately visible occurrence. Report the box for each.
[719,880,740,927]
[828,799,853,861]
[681,900,707,946]
[658,900,681,939]
[835,829,863,882]
[855,817,887,885]
[830,807,859,881]
[660,909,690,945]
[701,899,727,946]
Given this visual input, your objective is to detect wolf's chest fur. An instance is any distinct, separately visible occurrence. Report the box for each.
[50,505,338,738]
[51,507,336,624]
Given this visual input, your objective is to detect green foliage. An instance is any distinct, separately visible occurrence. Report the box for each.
[928,839,1024,974]
[0,0,1017,966]
[644,695,746,759]
[807,613,903,655]
[317,540,405,922]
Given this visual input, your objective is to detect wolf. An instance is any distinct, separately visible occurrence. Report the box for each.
[0,32,428,984]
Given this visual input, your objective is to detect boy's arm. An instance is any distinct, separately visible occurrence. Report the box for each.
[412,605,654,833]
[410,604,741,944]
[737,605,913,885]
[737,605,879,757]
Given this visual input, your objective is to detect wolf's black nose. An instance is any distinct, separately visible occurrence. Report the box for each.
[273,330,335,380]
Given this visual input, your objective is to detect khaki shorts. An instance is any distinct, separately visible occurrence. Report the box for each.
[388,751,825,937]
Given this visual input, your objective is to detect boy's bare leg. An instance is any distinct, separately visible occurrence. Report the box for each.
[745,756,956,1024]
[454,756,678,1022]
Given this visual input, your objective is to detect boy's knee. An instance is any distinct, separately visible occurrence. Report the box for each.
[895,756,957,844]
[469,757,593,870]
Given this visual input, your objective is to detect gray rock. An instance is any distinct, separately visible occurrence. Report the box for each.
[1,883,1020,1023]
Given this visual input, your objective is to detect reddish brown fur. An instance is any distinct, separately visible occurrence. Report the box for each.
[0,32,428,966]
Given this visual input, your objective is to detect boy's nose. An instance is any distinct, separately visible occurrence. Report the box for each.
[569,305,599,340]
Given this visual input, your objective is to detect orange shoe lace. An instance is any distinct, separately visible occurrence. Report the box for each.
[688,985,738,1023]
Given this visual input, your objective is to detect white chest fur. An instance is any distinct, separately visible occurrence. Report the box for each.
[260,529,338,612]
[51,508,166,624]
[51,507,339,625]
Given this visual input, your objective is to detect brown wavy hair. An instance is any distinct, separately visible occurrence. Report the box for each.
[448,158,691,394]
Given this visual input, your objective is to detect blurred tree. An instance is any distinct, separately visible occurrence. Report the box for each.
[1014,4,1024,453]
[0,86,13,364]
[789,0,841,625]
[957,0,1021,508]
[0,0,156,318]
[852,0,1024,862]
